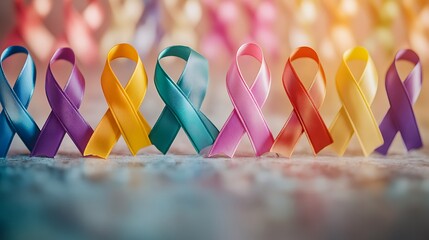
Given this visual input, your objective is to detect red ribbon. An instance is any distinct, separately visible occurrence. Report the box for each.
[271,47,333,157]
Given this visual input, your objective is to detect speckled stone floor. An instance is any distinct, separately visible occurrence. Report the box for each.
[1,152,429,240]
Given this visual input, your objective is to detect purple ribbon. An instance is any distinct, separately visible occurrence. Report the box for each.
[376,49,423,155]
[31,48,93,157]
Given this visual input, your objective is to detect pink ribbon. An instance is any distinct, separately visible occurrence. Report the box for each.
[242,0,279,58]
[209,43,274,157]
[201,0,238,58]
[62,0,104,65]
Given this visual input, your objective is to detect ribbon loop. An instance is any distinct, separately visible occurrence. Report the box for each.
[0,46,40,157]
[329,47,383,156]
[84,43,151,158]
[376,49,423,154]
[209,42,274,157]
[31,48,93,157]
[149,46,219,154]
[271,47,333,157]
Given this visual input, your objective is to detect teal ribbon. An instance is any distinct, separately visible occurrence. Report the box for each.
[0,46,40,157]
[149,46,219,154]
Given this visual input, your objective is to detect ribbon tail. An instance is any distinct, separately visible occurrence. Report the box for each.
[149,107,181,154]
[84,111,121,159]
[375,111,397,155]
[329,108,354,156]
[272,113,303,157]
[0,112,15,157]
[209,112,245,157]
[31,113,66,157]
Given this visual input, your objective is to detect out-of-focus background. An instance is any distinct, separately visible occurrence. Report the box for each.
[1,0,429,154]
[1,1,429,240]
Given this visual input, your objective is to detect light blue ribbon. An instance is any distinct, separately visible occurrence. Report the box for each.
[0,46,40,157]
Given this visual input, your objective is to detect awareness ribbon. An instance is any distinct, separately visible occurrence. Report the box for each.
[84,43,151,158]
[149,46,219,154]
[376,49,423,155]
[31,48,93,157]
[329,47,383,156]
[271,47,333,157]
[209,43,274,157]
[0,46,40,157]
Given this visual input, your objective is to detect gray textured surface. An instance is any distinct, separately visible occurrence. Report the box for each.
[1,153,429,240]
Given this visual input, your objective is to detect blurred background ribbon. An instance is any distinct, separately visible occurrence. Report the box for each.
[84,43,151,158]
[3,0,56,61]
[101,0,143,56]
[376,49,423,155]
[61,0,104,65]
[133,0,163,56]
[329,47,383,156]
[149,46,219,154]
[209,43,273,157]
[31,48,93,158]
[271,47,332,157]
[0,46,39,157]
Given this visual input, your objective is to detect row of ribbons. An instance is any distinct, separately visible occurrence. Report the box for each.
[0,43,423,159]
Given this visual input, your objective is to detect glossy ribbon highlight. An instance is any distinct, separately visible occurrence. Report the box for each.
[84,43,151,158]
[271,47,332,157]
[329,47,383,156]
[209,43,274,157]
[0,46,39,157]
[149,46,219,154]
[376,49,423,155]
[31,48,93,157]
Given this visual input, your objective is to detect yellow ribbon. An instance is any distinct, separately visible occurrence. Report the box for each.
[329,47,383,156]
[84,43,151,158]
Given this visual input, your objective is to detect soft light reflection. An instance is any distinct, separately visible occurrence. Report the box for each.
[33,0,52,17]
[299,0,316,24]
[83,1,104,30]
[341,0,358,16]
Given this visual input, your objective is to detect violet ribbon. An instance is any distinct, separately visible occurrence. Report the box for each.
[31,48,93,157]
[209,43,274,157]
[376,49,423,155]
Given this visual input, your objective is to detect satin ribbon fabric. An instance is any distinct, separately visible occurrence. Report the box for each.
[376,49,423,155]
[209,43,274,157]
[31,48,93,157]
[84,43,151,158]
[329,47,383,156]
[149,46,219,154]
[0,46,40,157]
[271,47,333,157]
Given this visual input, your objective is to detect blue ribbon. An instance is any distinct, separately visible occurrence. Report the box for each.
[149,46,219,154]
[0,46,40,157]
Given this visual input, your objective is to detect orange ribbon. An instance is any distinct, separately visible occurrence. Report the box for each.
[271,47,333,157]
